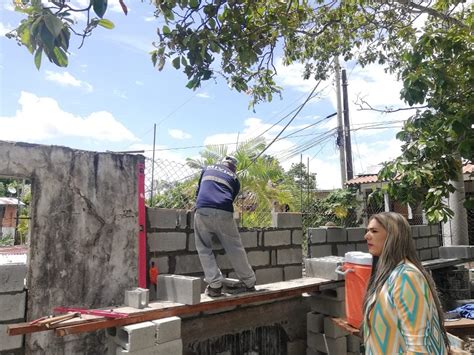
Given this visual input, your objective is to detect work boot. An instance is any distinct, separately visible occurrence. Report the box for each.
[224,282,256,295]
[205,285,223,298]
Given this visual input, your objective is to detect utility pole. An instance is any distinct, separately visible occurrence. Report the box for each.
[150,123,156,205]
[334,57,347,186]
[342,69,354,181]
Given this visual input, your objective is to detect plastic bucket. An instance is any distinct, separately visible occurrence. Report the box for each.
[336,252,372,329]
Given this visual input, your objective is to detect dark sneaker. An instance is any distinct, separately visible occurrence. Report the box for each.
[225,284,256,295]
[205,285,223,298]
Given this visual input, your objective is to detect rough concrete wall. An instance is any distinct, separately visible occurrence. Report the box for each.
[0,141,142,354]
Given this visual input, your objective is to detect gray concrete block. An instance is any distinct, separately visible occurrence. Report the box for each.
[428,236,440,248]
[124,288,149,309]
[175,254,203,274]
[106,336,118,355]
[292,230,303,245]
[240,231,258,248]
[152,316,181,344]
[0,291,26,321]
[310,244,332,258]
[150,256,169,275]
[0,263,26,293]
[432,248,439,259]
[263,230,291,246]
[307,311,324,333]
[326,227,347,243]
[337,243,356,257]
[287,339,305,355]
[0,324,23,351]
[148,232,186,252]
[114,321,156,352]
[416,237,429,249]
[347,334,361,352]
[157,274,201,305]
[308,228,326,244]
[147,208,188,229]
[356,243,369,252]
[430,224,439,236]
[271,212,302,228]
[311,286,345,301]
[247,251,270,267]
[419,249,432,261]
[310,297,345,317]
[284,265,302,280]
[439,246,474,259]
[346,227,366,242]
[304,257,344,281]
[155,339,183,354]
[255,267,283,284]
[419,225,431,237]
[116,346,155,354]
[307,331,347,354]
[411,226,420,238]
[324,316,349,338]
[277,248,302,265]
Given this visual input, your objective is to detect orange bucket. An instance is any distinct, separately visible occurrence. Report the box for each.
[336,252,372,329]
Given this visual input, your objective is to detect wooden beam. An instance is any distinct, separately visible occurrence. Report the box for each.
[7,277,341,337]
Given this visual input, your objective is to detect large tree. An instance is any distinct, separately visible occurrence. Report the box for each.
[8,0,473,221]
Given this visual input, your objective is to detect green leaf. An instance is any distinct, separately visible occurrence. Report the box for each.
[44,13,63,38]
[34,47,42,70]
[98,19,115,29]
[189,0,199,9]
[172,57,180,69]
[52,47,68,67]
[162,25,171,35]
[92,0,108,18]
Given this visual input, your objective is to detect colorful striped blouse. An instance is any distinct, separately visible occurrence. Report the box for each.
[364,261,447,354]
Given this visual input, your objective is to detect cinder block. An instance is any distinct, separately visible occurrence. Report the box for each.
[292,230,303,245]
[356,243,369,253]
[240,231,258,248]
[287,339,305,355]
[155,339,183,354]
[411,225,420,238]
[124,288,149,309]
[430,224,440,236]
[304,257,344,281]
[157,274,201,305]
[432,248,439,259]
[428,236,440,248]
[175,254,203,274]
[0,324,23,351]
[0,291,26,321]
[150,256,169,275]
[310,244,332,258]
[247,251,270,267]
[310,297,345,317]
[419,225,431,237]
[311,286,345,301]
[263,230,291,246]
[307,331,347,354]
[306,347,325,355]
[148,232,187,252]
[0,263,26,293]
[284,265,302,280]
[106,336,118,355]
[416,238,429,249]
[346,227,366,242]
[152,316,181,344]
[337,243,356,256]
[308,228,326,244]
[439,246,474,259]
[147,208,188,229]
[116,346,155,354]
[277,248,302,265]
[326,227,347,243]
[113,321,156,352]
[347,334,361,352]
[271,212,302,228]
[307,311,324,333]
[324,316,349,338]
[255,267,283,284]
[420,249,432,261]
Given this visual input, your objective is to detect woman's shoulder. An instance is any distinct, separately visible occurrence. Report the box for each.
[389,261,426,285]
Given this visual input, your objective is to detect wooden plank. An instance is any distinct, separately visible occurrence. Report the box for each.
[7,277,338,337]
[331,317,361,337]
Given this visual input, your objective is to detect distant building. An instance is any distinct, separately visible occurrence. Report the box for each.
[0,197,25,238]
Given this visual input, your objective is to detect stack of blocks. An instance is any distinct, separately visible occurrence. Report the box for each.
[107,316,183,355]
[0,260,27,353]
[306,286,361,355]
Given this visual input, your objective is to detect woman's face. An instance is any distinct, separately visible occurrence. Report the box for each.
[365,218,388,256]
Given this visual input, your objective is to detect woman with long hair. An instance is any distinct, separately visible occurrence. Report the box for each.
[362,212,450,354]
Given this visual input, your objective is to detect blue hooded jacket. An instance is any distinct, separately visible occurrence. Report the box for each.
[195,164,240,212]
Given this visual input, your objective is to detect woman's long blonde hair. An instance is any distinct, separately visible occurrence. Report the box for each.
[362,212,449,349]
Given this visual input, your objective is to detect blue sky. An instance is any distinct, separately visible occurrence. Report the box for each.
[0,0,408,189]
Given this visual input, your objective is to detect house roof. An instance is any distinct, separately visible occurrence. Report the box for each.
[0,197,25,206]
[346,163,474,186]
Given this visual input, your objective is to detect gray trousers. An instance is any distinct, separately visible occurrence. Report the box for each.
[194,208,256,289]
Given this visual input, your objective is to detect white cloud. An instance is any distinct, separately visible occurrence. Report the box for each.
[113,89,127,99]
[3,3,14,11]
[196,92,211,99]
[0,22,13,36]
[169,129,192,140]
[45,71,93,92]
[135,80,144,86]
[0,92,138,143]
[144,16,155,22]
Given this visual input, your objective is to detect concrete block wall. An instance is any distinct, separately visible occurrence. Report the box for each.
[147,209,303,287]
[308,225,441,261]
[0,259,27,353]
